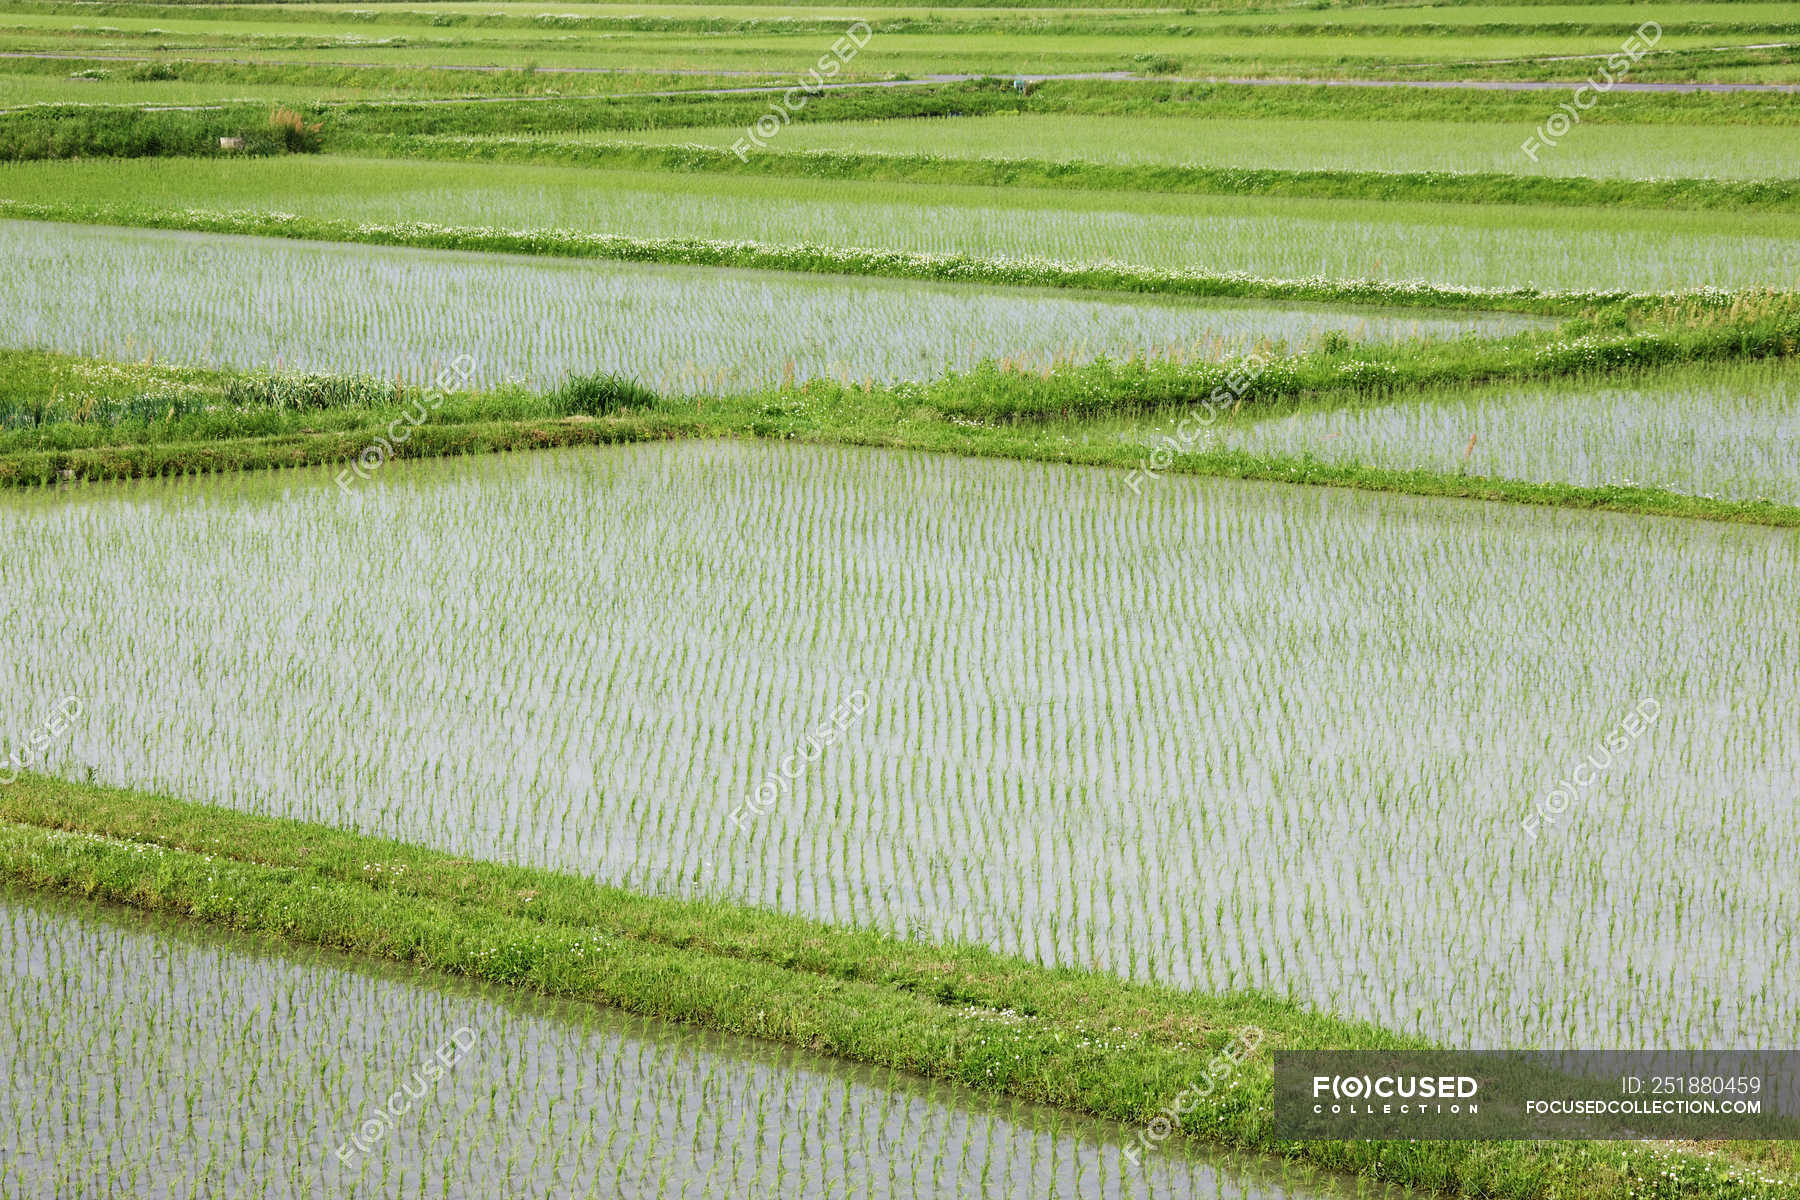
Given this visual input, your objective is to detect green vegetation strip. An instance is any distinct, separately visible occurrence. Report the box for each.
[7,301,1800,526]
[0,199,1727,316]
[307,81,1800,138]
[10,0,1800,40]
[363,135,1800,215]
[905,316,1800,421]
[0,411,695,487]
[17,78,1800,168]
[317,79,1800,133]
[0,84,1017,160]
[0,773,1783,1200]
[0,101,326,159]
[9,409,1797,529]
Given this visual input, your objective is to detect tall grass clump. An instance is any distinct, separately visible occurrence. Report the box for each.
[550,372,658,417]
[269,107,324,155]
[221,372,401,411]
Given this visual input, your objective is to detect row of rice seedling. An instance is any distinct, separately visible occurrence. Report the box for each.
[1113,358,1800,507]
[4,17,1776,81]
[601,114,1800,182]
[0,891,1365,1199]
[5,154,1792,292]
[28,0,1798,40]
[3,441,1793,1054]
[0,220,1544,392]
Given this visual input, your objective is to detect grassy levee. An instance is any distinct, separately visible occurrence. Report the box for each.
[10,79,1793,166]
[352,137,1800,214]
[10,386,1800,532]
[0,773,1786,1200]
[4,291,1799,525]
[0,102,319,160]
[902,310,1800,421]
[10,408,1799,528]
[0,59,769,105]
[10,406,1798,528]
[298,82,1800,143]
[312,80,1800,133]
[0,411,700,487]
[326,82,1031,137]
[0,81,1029,160]
[1022,81,1800,127]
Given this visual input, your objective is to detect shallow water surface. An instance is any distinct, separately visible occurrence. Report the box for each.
[0,889,1403,1200]
[0,219,1549,392]
[1,441,1795,1051]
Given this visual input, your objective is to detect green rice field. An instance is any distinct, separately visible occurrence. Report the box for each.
[5,890,1395,1199]
[601,113,1800,180]
[0,23,1786,82]
[2,0,1797,87]
[3,4,1797,1197]
[8,158,1799,292]
[1202,359,1800,507]
[4,442,1795,1052]
[0,219,1546,391]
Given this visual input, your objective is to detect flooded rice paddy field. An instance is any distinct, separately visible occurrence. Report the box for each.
[0,889,1406,1200]
[1,441,1794,1051]
[1110,358,1800,506]
[0,220,1548,393]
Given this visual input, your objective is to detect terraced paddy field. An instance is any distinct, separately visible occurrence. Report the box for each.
[5,890,1401,1199]
[0,19,1788,82]
[2,0,1798,84]
[0,219,1548,391]
[1205,359,1800,507]
[9,158,1797,293]
[4,442,1796,1053]
[1068,358,1800,508]
[598,113,1800,179]
[4,3,1798,1197]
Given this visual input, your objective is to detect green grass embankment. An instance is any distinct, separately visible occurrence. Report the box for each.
[0,774,1789,1200]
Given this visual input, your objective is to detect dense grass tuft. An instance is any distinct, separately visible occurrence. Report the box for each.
[550,372,659,417]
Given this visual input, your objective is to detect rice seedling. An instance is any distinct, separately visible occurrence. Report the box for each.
[0,890,1373,1199]
[1107,358,1800,507]
[0,219,1543,393]
[0,8,1787,83]
[596,114,1800,182]
[2,441,1794,1056]
[3,10,1796,1198]
[6,155,1795,293]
